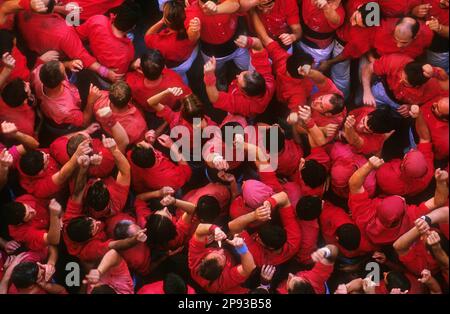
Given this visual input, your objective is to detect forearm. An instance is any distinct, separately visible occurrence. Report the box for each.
[12,131,40,149]
[174,199,196,215]
[270,191,290,208]
[307,70,327,88]
[110,121,130,153]
[111,148,130,181]
[147,90,169,110]
[46,214,61,246]
[73,167,88,201]
[240,250,256,276]
[217,0,240,14]
[306,123,327,147]
[431,246,449,270]
[327,53,348,66]
[344,128,364,150]
[323,5,341,25]
[194,223,214,241]
[427,206,449,224]
[345,278,364,294]
[109,237,138,251]
[47,245,58,267]
[228,211,257,234]
[0,167,8,189]
[145,20,164,37]
[238,0,258,13]
[229,180,239,201]
[425,276,443,294]
[170,144,188,166]
[205,85,220,104]
[97,249,121,274]
[38,282,67,294]
[82,99,95,127]
[434,182,449,209]
[290,24,302,41]
[0,68,12,89]
[393,227,420,255]
[136,190,165,201]
[54,157,78,185]
[362,63,374,93]
[415,113,431,143]
[349,163,373,193]
[251,10,273,46]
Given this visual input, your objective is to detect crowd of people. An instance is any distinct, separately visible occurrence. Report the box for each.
[0,0,448,295]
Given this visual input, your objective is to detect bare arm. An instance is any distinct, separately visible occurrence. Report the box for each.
[424,170,449,210]
[216,0,240,14]
[145,19,164,37]
[349,157,383,194]
[322,1,342,26]
[393,226,420,256]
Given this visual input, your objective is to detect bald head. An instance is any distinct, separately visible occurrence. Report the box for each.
[394,17,420,48]
[438,97,449,115]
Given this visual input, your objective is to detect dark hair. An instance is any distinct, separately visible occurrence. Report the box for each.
[2,202,26,225]
[386,271,411,292]
[296,196,322,221]
[141,50,165,80]
[91,285,117,294]
[180,94,205,121]
[66,217,93,243]
[288,280,316,294]
[109,81,132,109]
[11,262,39,289]
[196,195,221,223]
[258,223,286,250]
[19,150,44,176]
[262,126,285,154]
[0,29,14,56]
[113,1,140,32]
[286,52,314,79]
[46,0,56,13]
[397,17,420,38]
[198,258,223,281]
[242,71,266,97]
[163,1,188,40]
[336,223,361,251]
[145,214,177,247]
[66,134,88,157]
[250,287,270,294]
[113,220,133,240]
[301,160,327,189]
[131,145,156,168]
[367,107,399,134]
[327,93,345,115]
[404,62,430,87]
[358,3,375,27]
[1,79,27,107]
[163,273,188,294]
[86,181,110,212]
[220,122,245,143]
[39,61,64,89]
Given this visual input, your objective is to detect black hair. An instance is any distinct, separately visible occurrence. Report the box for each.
[145,214,177,247]
[113,220,133,240]
[39,61,64,89]
[250,287,270,294]
[0,29,14,56]
[131,145,156,168]
[66,217,93,243]
[301,160,327,188]
[19,150,44,176]
[113,1,140,32]
[367,106,400,134]
[1,79,27,107]
[66,134,88,157]
[163,1,188,40]
[336,223,361,251]
[386,271,411,292]
[286,52,314,79]
[288,280,316,294]
[196,195,221,223]
[327,93,345,115]
[404,62,430,87]
[109,81,132,109]
[11,262,39,289]
[163,273,188,294]
[2,202,26,225]
[242,71,266,97]
[258,223,287,250]
[296,196,322,221]
[46,0,56,14]
[86,180,110,212]
[198,258,223,281]
[91,285,117,294]
[262,126,285,154]
[141,50,165,80]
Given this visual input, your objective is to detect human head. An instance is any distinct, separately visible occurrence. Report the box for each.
[198,249,226,281]
[39,61,65,89]
[11,262,40,289]
[286,52,314,79]
[66,133,90,157]
[220,122,245,146]
[431,97,449,121]
[336,223,361,251]
[357,106,399,134]
[66,216,101,243]
[114,219,142,240]
[163,1,187,39]
[242,180,274,209]
[402,62,429,87]
[311,93,345,116]
[385,271,411,293]
[331,160,358,189]
[401,149,428,178]
[131,143,156,168]
[296,196,322,221]
[109,81,132,109]
[236,70,266,97]
[257,223,287,250]
[19,150,49,176]
[112,1,140,32]
[145,208,177,247]
[180,94,206,122]
[2,202,37,225]
[196,195,221,223]
[163,273,188,294]
[300,160,328,188]
[394,17,420,48]
[287,274,315,294]
[376,196,407,228]
[86,180,111,216]
[141,50,165,81]
[1,79,29,108]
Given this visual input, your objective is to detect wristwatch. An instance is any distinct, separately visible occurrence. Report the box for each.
[420,215,432,226]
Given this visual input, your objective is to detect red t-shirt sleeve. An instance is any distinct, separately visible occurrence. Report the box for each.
[21,227,47,252]
[79,239,111,263]
[62,28,97,68]
[259,170,283,192]
[156,105,177,125]
[285,0,300,25]
[280,205,302,257]
[63,199,83,224]
[18,0,31,10]
[32,175,61,199]
[49,136,69,164]
[301,261,334,294]
[266,41,288,75]
[348,191,376,229]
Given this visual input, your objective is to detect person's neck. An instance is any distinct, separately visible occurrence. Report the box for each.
[17,284,41,294]
[111,24,126,39]
[44,84,64,98]
[111,104,128,113]
[144,77,162,87]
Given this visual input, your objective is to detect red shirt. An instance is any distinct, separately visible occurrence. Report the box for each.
[424,0,449,26]
[76,15,135,75]
[49,136,115,178]
[376,272,425,294]
[399,239,440,277]
[275,139,303,180]
[378,0,421,17]
[213,49,275,117]
[62,200,111,263]
[184,0,238,45]
[188,237,249,294]
[421,99,449,160]
[349,106,387,156]
[137,281,196,294]
[301,0,345,48]
[374,18,434,59]
[266,41,314,111]
[257,0,300,38]
[0,98,35,138]
[17,12,96,68]
[127,149,192,193]
[241,205,301,266]
[125,68,191,111]
[8,195,49,252]
[145,28,196,65]
[0,46,30,83]
[296,219,319,265]
[93,92,147,144]
[373,54,448,106]
[376,143,435,196]
[278,261,334,294]
[87,258,134,294]
[17,149,62,199]
[320,201,378,258]
[60,0,124,21]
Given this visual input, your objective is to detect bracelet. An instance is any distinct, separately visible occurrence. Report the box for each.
[246,37,254,49]
[209,224,219,234]
[204,72,217,86]
[267,197,277,209]
[420,215,432,226]
[235,243,248,255]
[98,66,109,78]
[322,247,332,259]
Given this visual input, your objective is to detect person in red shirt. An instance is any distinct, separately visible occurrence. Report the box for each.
[127,134,192,193]
[278,244,339,294]
[145,1,198,84]
[0,0,49,30]
[184,0,250,72]
[76,2,138,79]
[137,273,196,294]
[93,81,147,145]
[203,36,275,118]
[421,96,449,161]
[3,197,62,252]
[188,223,256,294]
[125,49,192,113]
[348,156,449,246]
[57,0,124,21]
[378,0,422,17]
[296,0,345,67]
[295,196,320,266]
[0,30,30,83]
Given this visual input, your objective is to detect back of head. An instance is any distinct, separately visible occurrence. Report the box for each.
[220,121,245,144]
[1,79,28,108]
[198,258,223,281]
[286,52,314,79]
[181,94,205,121]
[397,17,420,38]
[163,273,188,294]
[39,61,64,89]
[86,180,110,213]
[109,81,132,109]
[243,71,266,97]
[258,223,287,250]
[328,93,345,115]
[404,62,430,87]
[301,160,327,188]
[288,280,316,294]
[66,217,93,243]
[402,149,428,178]
[11,262,39,289]
[131,145,156,168]
[367,106,399,134]
[163,0,188,40]
[19,150,44,176]
[196,195,221,223]
[336,223,361,251]
[145,214,177,247]
[91,284,117,294]
[2,202,26,226]
[296,196,322,221]
[141,50,165,81]
[0,29,14,56]
[112,1,140,32]
[113,220,133,240]
[67,134,88,157]
[386,271,411,292]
